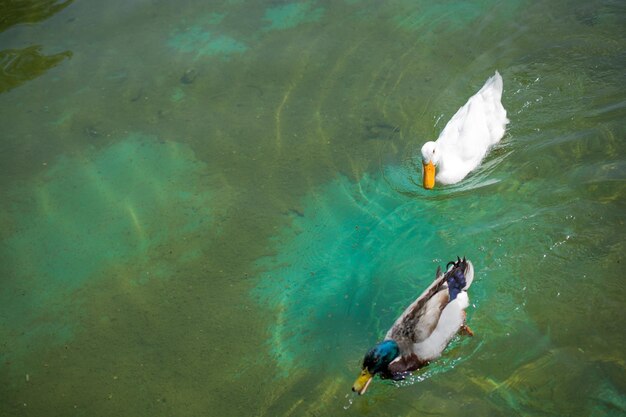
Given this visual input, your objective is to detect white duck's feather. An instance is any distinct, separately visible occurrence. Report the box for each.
[423,71,509,185]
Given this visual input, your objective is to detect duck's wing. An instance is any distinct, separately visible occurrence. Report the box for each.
[384,259,474,354]
[476,71,508,145]
[384,266,448,348]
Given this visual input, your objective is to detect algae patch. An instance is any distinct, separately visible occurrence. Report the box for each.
[263,1,325,31]
[168,25,248,59]
[0,134,213,363]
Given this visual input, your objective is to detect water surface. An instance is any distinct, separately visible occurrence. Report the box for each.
[1,1,624,416]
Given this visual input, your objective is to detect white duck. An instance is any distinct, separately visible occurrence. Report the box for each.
[421,71,509,189]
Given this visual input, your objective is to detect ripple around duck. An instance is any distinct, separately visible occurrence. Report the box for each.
[252,107,624,408]
[252,170,535,376]
[382,140,514,201]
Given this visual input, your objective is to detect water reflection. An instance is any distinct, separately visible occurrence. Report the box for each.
[0,0,73,32]
[0,46,71,93]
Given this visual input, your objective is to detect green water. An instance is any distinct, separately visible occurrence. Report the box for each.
[1,0,624,416]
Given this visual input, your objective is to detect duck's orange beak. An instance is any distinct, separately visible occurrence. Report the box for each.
[352,369,374,395]
[423,161,435,190]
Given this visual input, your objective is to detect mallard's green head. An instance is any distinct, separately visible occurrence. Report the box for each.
[352,340,400,395]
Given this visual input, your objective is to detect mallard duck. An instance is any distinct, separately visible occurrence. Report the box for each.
[352,257,474,395]
[422,71,509,189]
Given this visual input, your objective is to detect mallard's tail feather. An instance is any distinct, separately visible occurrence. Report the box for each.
[445,257,473,300]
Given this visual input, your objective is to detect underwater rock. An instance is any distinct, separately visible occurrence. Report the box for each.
[180,68,198,84]
[84,125,100,138]
[130,88,144,102]
[363,122,400,140]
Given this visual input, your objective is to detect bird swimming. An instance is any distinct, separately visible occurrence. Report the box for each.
[421,71,509,189]
[352,257,475,395]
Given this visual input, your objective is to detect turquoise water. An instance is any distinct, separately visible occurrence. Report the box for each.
[1,1,624,416]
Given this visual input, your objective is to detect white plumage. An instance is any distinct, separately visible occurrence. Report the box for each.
[421,71,509,188]
[384,259,474,361]
[352,258,475,395]
[412,291,469,361]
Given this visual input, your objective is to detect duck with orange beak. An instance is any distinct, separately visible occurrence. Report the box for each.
[421,71,509,189]
[352,258,475,395]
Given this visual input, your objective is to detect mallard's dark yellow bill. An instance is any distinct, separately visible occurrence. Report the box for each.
[352,369,374,395]
[423,161,435,190]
